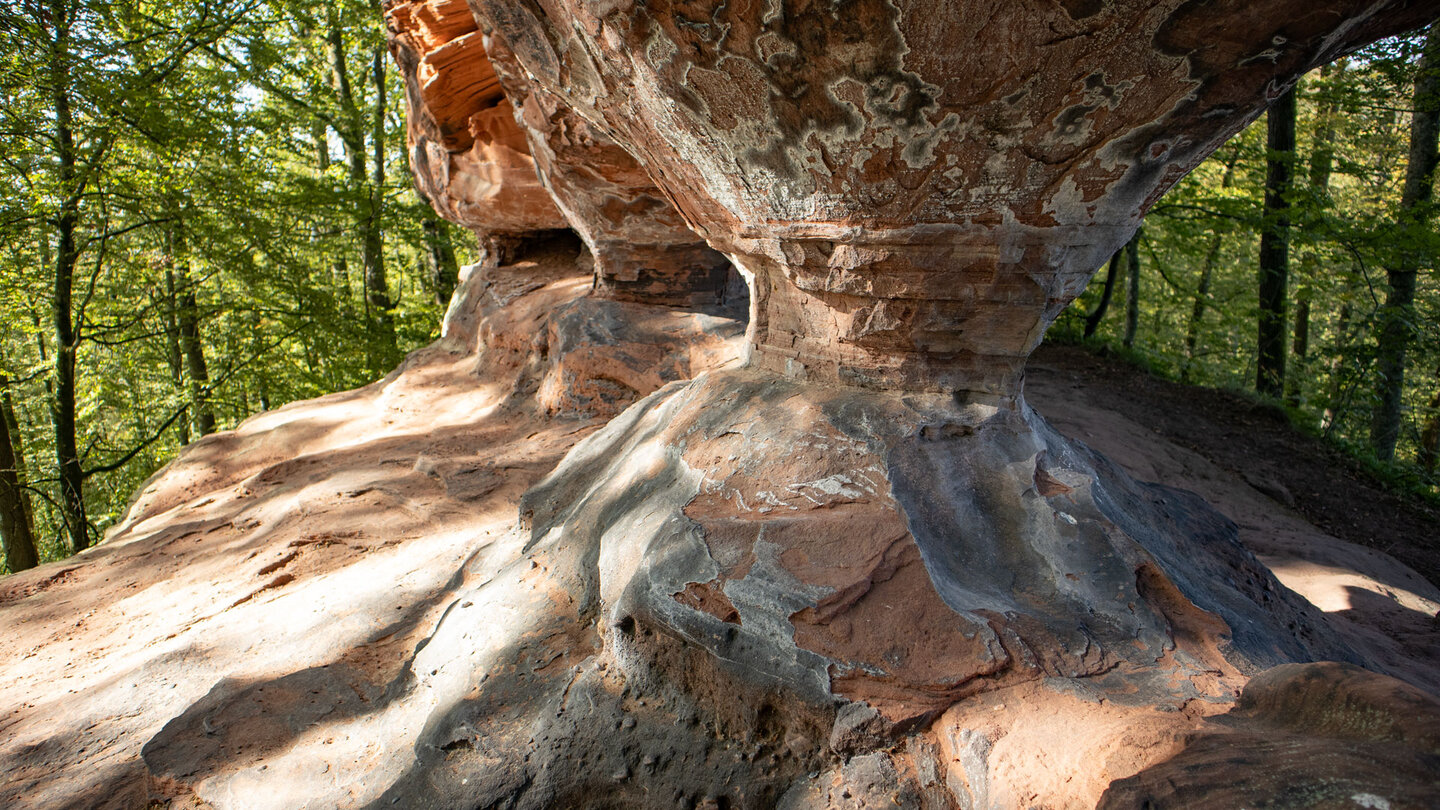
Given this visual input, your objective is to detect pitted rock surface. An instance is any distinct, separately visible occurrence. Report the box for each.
[471,0,1437,394]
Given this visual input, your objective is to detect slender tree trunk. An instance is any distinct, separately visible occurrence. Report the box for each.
[1371,25,1440,461]
[312,120,350,305]
[1181,147,1241,383]
[1083,250,1121,339]
[1322,303,1354,431]
[172,222,215,437]
[1,372,35,526]
[178,286,214,437]
[0,369,38,573]
[1123,227,1142,350]
[1309,62,1341,193]
[1181,235,1222,384]
[161,268,192,445]
[424,214,459,306]
[1257,87,1296,399]
[330,25,396,369]
[365,46,390,314]
[1291,295,1311,367]
[364,45,397,367]
[49,0,88,553]
[1287,70,1340,407]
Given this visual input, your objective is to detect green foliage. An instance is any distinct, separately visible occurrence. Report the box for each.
[0,0,457,568]
[1056,29,1440,494]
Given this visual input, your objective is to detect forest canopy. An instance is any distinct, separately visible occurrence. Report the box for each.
[0,0,464,569]
[0,1,1436,573]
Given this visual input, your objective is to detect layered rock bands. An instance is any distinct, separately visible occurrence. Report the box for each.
[386,1,1440,807]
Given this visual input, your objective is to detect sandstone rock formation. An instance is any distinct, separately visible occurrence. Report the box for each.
[1099,662,1440,809]
[7,3,1440,809]
[386,0,568,259]
[2,269,1437,807]
[417,0,1440,804]
[441,232,746,417]
[482,32,733,307]
[0,244,747,810]
[388,0,732,306]
[474,0,1435,395]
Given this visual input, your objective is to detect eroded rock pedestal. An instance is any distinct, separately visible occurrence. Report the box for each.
[403,0,1440,805]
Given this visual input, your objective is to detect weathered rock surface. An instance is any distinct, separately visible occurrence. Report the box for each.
[482,31,733,307]
[435,3,1440,805]
[385,0,568,250]
[472,0,1435,394]
[388,0,734,306]
[6,3,1440,808]
[1099,662,1440,809]
[441,232,747,417]
[1,273,1437,806]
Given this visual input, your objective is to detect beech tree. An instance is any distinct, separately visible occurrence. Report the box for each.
[0,0,450,566]
[1372,25,1440,460]
[1257,88,1297,399]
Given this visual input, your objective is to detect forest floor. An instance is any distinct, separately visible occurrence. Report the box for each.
[1030,343,1440,692]
[0,262,1436,808]
[1031,343,1440,587]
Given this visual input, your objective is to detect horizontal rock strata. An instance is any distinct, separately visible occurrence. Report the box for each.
[385,0,567,247]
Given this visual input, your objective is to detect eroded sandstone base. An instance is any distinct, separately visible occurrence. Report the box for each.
[337,367,1436,809]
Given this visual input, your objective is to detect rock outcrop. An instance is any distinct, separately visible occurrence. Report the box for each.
[386,0,568,258]
[421,1,1440,805]
[7,3,1440,809]
[2,265,1438,807]
[482,32,733,307]
[388,0,733,305]
[473,0,1435,395]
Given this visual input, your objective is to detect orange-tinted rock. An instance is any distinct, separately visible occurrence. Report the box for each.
[478,31,732,307]
[1100,662,1440,809]
[384,0,567,245]
[387,0,732,306]
[471,0,1436,395]
[371,3,1440,808]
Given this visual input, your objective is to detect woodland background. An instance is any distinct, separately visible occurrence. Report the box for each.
[0,1,1436,572]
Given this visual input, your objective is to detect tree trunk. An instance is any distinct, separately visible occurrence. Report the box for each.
[312,119,350,307]
[424,214,459,306]
[364,45,397,366]
[1181,235,1222,384]
[49,0,88,553]
[173,222,216,437]
[162,267,191,446]
[1083,249,1121,339]
[1123,227,1142,350]
[1257,87,1296,399]
[1181,147,1241,384]
[0,369,38,573]
[1291,295,1310,368]
[1371,25,1440,461]
[330,24,396,369]
[1322,303,1354,432]
[1287,70,1341,406]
